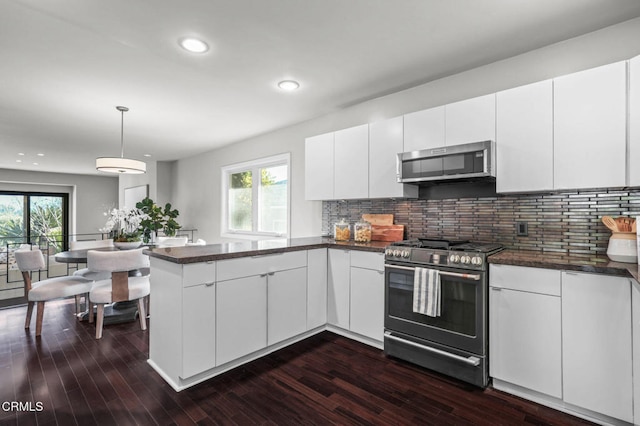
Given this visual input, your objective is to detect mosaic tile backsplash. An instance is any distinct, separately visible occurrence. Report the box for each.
[322,188,640,255]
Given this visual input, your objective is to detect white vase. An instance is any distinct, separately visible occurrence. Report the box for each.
[114,241,142,250]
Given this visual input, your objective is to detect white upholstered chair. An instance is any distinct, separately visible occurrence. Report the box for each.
[87,248,150,339]
[70,239,114,281]
[156,236,188,247]
[14,248,93,337]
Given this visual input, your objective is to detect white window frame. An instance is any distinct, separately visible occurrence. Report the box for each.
[221,153,291,240]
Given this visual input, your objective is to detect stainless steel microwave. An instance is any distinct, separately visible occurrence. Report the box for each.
[396,140,495,184]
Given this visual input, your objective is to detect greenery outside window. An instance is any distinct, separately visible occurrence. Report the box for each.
[221,153,290,238]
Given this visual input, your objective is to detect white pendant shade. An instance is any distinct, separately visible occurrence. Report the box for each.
[96,157,146,174]
[96,105,146,174]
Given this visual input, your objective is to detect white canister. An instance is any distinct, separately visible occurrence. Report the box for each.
[607,232,638,263]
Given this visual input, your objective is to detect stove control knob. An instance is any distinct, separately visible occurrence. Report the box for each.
[402,250,410,258]
[461,255,471,264]
[393,249,401,257]
[449,254,460,263]
[471,256,483,266]
[385,248,392,256]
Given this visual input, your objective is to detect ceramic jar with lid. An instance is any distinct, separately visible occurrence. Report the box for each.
[334,219,351,241]
[354,221,372,242]
[607,232,638,263]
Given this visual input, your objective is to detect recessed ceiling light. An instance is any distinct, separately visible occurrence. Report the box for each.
[37,153,44,157]
[16,159,22,163]
[18,152,24,156]
[32,162,38,166]
[278,80,300,91]
[143,154,152,158]
[179,37,209,53]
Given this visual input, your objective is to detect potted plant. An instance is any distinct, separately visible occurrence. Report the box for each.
[100,207,147,249]
[136,197,182,244]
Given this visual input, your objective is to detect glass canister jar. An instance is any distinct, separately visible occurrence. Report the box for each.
[334,219,351,241]
[354,221,372,243]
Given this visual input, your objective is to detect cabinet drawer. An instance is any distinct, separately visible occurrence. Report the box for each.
[183,261,216,288]
[350,250,384,271]
[490,264,561,296]
[217,250,307,282]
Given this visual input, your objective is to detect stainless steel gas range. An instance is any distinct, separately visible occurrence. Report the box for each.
[383,239,503,387]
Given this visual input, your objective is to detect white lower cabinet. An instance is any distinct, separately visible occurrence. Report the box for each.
[490,265,634,424]
[307,249,328,329]
[268,267,307,345]
[350,266,384,342]
[633,280,640,426]
[328,249,351,329]
[562,271,633,423]
[182,282,216,378]
[328,249,384,344]
[489,265,562,399]
[216,275,267,366]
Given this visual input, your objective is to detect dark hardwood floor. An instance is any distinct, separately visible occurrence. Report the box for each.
[0,299,594,426]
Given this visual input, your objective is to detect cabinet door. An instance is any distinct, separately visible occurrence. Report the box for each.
[496,80,553,193]
[403,106,445,152]
[350,266,384,342]
[630,56,640,186]
[633,280,640,425]
[182,283,215,378]
[268,267,307,345]
[445,94,496,145]
[327,249,350,329]
[369,117,417,199]
[562,272,632,422]
[216,275,267,366]
[554,61,626,190]
[305,132,334,200]
[489,287,561,398]
[307,249,327,329]
[334,124,369,199]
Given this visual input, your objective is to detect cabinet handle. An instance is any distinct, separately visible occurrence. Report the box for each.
[205,282,214,287]
[491,287,502,291]
[206,261,215,264]
[259,273,268,277]
[377,270,384,275]
[268,272,275,276]
[251,252,284,259]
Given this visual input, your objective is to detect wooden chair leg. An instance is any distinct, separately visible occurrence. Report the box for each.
[95,304,104,339]
[25,301,34,329]
[88,299,94,323]
[35,301,45,337]
[137,298,147,331]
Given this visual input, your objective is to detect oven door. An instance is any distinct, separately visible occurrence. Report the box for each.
[384,263,487,356]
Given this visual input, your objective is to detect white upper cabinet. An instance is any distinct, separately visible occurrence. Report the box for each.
[334,124,369,199]
[403,106,445,152]
[305,132,334,200]
[445,94,496,145]
[369,117,418,199]
[630,55,640,186]
[496,80,553,193]
[553,61,627,190]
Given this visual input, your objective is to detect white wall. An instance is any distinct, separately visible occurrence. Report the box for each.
[0,169,118,235]
[174,17,640,244]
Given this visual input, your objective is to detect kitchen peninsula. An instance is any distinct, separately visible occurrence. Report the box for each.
[144,237,387,391]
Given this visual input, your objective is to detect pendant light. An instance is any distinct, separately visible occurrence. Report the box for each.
[96,106,146,174]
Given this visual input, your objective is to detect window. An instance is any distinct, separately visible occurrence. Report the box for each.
[0,191,69,253]
[221,153,290,238]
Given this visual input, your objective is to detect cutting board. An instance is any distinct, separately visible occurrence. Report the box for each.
[371,225,405,242]
[362,214,394,226]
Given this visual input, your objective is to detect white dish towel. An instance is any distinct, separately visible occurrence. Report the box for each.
[412,267,441,317]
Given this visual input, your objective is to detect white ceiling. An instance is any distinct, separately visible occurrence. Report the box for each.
[2,0,640,176]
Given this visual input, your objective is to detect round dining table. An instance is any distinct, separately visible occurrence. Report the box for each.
[54,246,147,324]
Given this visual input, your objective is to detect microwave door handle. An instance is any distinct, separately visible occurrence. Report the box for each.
[385,264,481,281]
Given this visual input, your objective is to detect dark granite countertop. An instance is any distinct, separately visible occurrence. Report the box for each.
[488,249,639,281]
[144,236,389,264]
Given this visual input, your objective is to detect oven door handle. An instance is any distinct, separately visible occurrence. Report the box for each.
[384,264,481,281]
[384,332,481,366]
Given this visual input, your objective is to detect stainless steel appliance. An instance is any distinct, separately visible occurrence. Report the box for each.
[396,140,495,184]
[384,238,503,387]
